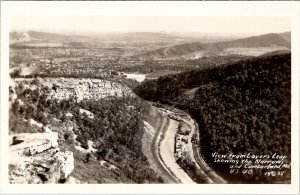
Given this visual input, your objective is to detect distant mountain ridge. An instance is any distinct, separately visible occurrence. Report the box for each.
[139,32,291,58]
[143,42,205,58]
[10,31,291,57]
[210,33,290,50]
[10,31,75,43]
[279,32,291,43]
[9,31,188,46]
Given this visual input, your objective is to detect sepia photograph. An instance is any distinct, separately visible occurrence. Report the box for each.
[1,1,299,194]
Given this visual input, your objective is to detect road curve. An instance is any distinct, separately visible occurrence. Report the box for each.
[192,119,227,184]
[158,116,195,184]
[144,107,179,183]
[144,104,226,184]
[155,106,226,184]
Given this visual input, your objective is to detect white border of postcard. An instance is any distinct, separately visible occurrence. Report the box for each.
[1,1,299,194]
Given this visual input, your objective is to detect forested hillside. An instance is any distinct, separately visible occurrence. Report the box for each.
[10,79,163,183]
[134,53,291,183]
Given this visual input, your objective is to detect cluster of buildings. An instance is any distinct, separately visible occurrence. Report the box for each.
[11,46,192,81]
[11,48,116,59]
[164,110,193,161]
[174,121,191,160]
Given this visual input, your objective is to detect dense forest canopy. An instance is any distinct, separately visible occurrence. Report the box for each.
[134,53,291,183]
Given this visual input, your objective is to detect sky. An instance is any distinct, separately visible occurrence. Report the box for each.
[11,16,290,36]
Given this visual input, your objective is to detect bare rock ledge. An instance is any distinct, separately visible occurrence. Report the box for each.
[9,132,75,184]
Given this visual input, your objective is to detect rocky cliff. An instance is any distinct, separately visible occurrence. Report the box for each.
[8,77,142,184]
[13,77,134,102]
[9,131,75,184]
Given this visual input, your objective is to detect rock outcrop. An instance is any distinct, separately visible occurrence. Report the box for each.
[9,132,75,184]
[13,77,134,102]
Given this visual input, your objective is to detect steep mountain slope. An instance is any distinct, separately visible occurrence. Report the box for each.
[134,53,291,183]
[139,32,291,58]
[9,77,164,183]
